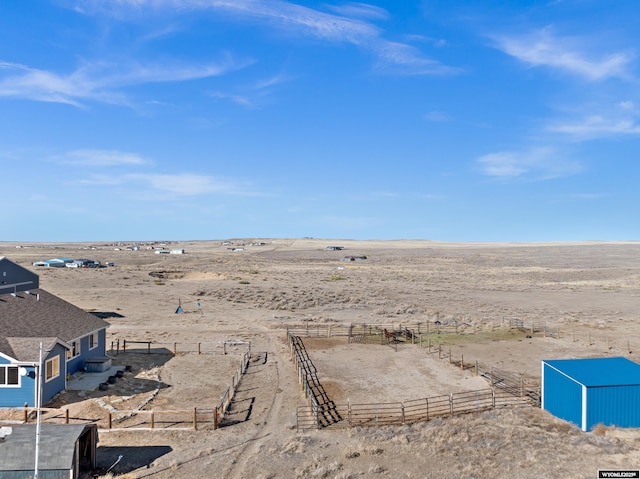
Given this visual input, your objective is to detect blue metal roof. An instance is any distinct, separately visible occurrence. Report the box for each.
[543,357,640,387]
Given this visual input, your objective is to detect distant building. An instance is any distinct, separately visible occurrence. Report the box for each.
[32,258,73,268]
[170,248,185,254]
[325,246,344,251]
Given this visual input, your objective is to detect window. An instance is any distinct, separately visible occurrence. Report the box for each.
[45,357,60,381]
[66,340,80,360]
[89,332,98,350]
[0,366,19,387]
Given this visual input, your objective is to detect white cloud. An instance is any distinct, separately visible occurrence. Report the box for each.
[424,110,452,122]
[548,115,640,139]
[373,41,461,75]
[136,173,232,195]
[77,0,456,76]
[546,101,640,140]
[325,2,389,21]
[207,73,291,107]
[56,149,151,166]
[0,57,247,107]
[476,147,582,180]
[492,28,634,81]
[71,170,257,197]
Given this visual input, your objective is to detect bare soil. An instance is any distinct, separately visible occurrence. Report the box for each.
[3,239,640,478]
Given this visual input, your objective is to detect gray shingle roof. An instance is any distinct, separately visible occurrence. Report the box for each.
[0,423,96,471]
[0,289,109,362]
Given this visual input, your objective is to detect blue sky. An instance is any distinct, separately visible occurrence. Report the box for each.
[1,1,639,242]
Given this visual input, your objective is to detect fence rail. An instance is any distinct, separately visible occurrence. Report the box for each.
[297,388,529,431]
[1,350,252,432]
[110,339,250,356]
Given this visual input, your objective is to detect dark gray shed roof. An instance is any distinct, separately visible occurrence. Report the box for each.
[0,423,97,472]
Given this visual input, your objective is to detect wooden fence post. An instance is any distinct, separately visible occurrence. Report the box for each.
[65,409,69,424]
[475,360,479,376]
[448,347,452,364]
[461,354,464,370]
[123,339,126,353]
[213,408,219,430]
[108,412,112,430]
[173,343,177,355]
[401,403,405,425]
[438,344,441,359]
[193,408,197,430]
[425,398,429,420]
[151,411,155,429]
[23,406,28,423]
[449,394,453,415]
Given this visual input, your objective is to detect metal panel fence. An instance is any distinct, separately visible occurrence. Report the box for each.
[297,388,530,431]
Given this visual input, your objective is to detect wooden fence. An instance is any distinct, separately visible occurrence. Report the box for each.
[110,339,250,356]
[289,329,540,431]
[2,351,251,431]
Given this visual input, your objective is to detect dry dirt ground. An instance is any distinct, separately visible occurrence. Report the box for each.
[3,239,640,478]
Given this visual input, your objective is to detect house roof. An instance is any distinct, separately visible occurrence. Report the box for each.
[0,424,96,471]
[543,357,640,387]
[0,288,109,362]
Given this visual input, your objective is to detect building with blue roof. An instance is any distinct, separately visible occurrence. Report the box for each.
[542,357,640,431]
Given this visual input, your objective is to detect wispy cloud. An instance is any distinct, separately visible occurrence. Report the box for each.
[130,173,244,196]
[424,110,452,122]
[325,2,389,21]
[78,0,456,76]
[546,101,640,140]
[547,115,640,139]
[492,28,634,81]
[0,56,247,107]
[207,73,290,107]
[75,172,258,197]
[55,149,151,166]
[476,147,582,180]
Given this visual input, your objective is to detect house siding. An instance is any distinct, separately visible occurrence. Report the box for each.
[42,344,67,405]
[0,358,37,408]
[66,328,108,375]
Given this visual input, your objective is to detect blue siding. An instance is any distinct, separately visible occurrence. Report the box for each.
[42,344,67,405]
[586,385,640,430]
[66,328,108,375]
[543,363,583,428]
[0,364,37,407]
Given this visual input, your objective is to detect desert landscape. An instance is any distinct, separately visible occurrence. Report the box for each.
[3,238,640,478]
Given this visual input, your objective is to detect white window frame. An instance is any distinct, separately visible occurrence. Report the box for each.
[45,356,60,382]
[66,340,80,361]
[88,332,99,350]
[0,365,20,387]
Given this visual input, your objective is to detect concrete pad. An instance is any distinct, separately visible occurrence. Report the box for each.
[66,366,125,391]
